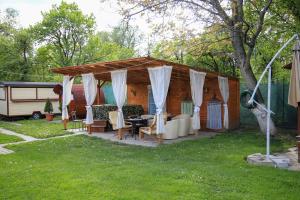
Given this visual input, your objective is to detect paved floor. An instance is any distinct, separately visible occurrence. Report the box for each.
[278,147,300,171]
[80,130,221,147]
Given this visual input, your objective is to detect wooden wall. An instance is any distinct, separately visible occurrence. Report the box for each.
[127,77,240,130]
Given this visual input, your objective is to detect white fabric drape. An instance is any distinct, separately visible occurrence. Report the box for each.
[218,76,229,129]
[111,70,127,129]
[82,73,97,125]
[62,75,74,120]
[189,69,206,130]
[148,65,172,134]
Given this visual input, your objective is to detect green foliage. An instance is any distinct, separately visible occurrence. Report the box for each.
[33,2,96,67]
[152,24,237,77]
[80,33,135,64]
[0,9,34,81]
[0,2,137,82]
[44,99,53,114]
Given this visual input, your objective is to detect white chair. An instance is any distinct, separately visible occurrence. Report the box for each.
[139,113,167,143]
[173,114,191,137]
[108,111,132,140]
[163,119,179,139]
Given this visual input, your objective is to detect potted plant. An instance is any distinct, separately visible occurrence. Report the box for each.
[44,98,54,121]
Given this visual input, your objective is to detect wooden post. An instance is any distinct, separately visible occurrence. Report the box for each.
[87,125,91,134]
[97,80,101,105]
[63,119,68,130]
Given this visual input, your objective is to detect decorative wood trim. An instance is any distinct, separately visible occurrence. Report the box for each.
[11,99,59,103]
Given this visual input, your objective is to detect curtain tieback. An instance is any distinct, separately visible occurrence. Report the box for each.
[223,104,228,108]
[117,108,123,113]
[194,106,200,113]
[156,108,163,114]
[85,105,92,110]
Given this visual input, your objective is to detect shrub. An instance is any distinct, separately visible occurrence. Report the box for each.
[44,98,54,114]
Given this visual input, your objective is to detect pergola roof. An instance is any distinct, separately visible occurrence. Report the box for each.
[51,56,238,84]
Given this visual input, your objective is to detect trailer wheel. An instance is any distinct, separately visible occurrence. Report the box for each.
[32,112,42,120]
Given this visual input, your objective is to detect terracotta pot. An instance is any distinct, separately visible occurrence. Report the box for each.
[45,113,54,121]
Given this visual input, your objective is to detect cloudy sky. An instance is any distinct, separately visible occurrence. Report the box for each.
[0,0,124,31]
[0,0,204,54]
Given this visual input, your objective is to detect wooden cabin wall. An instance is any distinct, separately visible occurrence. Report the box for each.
[127,77,240,130]
[127,84,149,113]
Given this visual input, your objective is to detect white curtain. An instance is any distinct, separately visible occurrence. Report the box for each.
[82,73,97,125]
[62,75,74,120]
[111,70,127,129]
[189,69,206,130]
[148,65,172,134]
[218,76,229,129]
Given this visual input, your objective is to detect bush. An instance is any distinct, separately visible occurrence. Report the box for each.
[44,98,54,114]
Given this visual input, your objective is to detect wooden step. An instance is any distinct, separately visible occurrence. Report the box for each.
[93,120,107,126]
[90,125,106,132]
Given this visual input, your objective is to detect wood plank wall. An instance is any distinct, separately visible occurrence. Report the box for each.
[127,77,240,130]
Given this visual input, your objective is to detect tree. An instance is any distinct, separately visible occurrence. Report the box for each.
[116,0,281,134]
[14,28,33,81]
[110,23,142,49]
[0,9,34,81]
[80,33,135,63]
[152,24,237,76]
[33,2,96,66]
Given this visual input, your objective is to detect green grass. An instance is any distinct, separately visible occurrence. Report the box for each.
[0,117,75,139]
[0,130,299,199]
[0,133,23,144]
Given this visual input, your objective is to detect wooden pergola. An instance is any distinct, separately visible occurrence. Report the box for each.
[52,56,239,133]
[51,56,237,82]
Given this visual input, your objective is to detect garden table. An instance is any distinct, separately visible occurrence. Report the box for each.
[126,118,148,139]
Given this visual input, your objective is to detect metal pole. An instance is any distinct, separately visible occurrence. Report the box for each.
[266,67,271,160]
[249,33,299,104]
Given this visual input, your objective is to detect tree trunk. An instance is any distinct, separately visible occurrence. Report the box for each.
[230,28,277,135]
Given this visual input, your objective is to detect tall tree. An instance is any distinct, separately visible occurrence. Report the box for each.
[117,0,280,133]
[0,9,34,81]
[33,2,96,66]
[110,23,142,49]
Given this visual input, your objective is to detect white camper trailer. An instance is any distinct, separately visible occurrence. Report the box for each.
[0,82,60,119]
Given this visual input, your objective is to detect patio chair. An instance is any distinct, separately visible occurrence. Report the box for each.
[108,111,132,140]
[70,111,85,131]
[141,114,154,126]
[163,119,179,139]
[138,113,168,143]
[173,114,191,137]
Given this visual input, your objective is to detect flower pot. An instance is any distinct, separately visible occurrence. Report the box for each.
[45,113,54,121]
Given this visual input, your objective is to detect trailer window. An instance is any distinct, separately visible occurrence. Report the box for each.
[11,88,36,100]
[0,87,5,100]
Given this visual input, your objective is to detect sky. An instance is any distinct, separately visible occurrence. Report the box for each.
[0,0,124,31]
[0,0,204,54]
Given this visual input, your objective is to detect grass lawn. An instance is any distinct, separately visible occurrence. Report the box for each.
[0,117,75,139]
[0,133,23,144]
[0,130,299,199]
